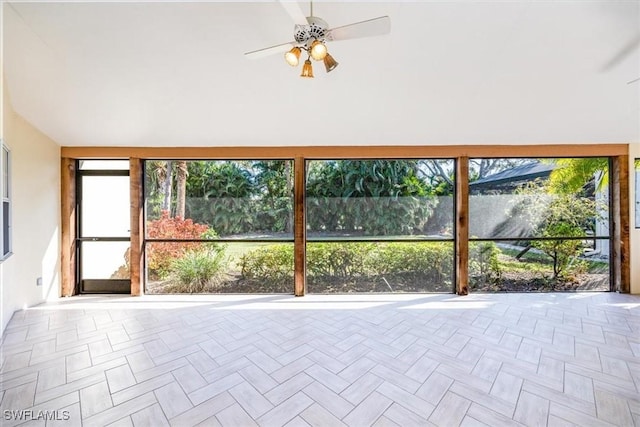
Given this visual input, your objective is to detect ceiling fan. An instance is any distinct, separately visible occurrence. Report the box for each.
[244,1,390,78]
[601,33,640,85]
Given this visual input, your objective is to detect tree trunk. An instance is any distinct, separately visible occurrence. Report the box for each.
[176,160,188,219]
[285,161,293,234]
[163,160,173,214]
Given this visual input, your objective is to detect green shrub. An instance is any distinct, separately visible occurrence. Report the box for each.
[240,244,294,283]
[166,247,227,293]
[306,160,439,235]
[366,242,452,282]
[240,241,454,290]
[531,223,584,279]
[146,211,215,280]
[469,241,502,282]
[307,243,374,277]
[512,183,600,279]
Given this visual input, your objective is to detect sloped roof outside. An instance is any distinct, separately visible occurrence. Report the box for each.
[470,162,558,187]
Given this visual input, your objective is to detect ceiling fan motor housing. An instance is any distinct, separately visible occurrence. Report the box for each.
[294,17,329,46]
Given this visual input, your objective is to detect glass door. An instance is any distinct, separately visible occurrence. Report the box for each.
[77,161,130,293]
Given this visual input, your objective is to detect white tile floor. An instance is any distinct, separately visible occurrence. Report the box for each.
[1,292,639,426]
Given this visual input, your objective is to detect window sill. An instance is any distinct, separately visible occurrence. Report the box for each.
[0,252,13,263]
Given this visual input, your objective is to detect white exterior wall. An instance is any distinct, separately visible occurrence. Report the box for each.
[631,144,640,295]
[1,75,61,335]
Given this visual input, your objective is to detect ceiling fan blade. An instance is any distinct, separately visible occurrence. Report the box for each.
[601,34,640,71]
[244,42,295,59]
[327,16,390,42]
[628,77,640,85]
[279,0,308,26]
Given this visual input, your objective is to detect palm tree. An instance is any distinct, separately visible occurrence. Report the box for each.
[175,160,188,218]
[163,160,173,212]
[547,158,609,195]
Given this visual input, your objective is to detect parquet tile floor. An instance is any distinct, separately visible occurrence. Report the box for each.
[1,292,639,426]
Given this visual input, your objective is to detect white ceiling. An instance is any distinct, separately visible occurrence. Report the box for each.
[2,1,640,147]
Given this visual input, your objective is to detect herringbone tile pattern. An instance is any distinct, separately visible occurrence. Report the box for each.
[1,293,639,426]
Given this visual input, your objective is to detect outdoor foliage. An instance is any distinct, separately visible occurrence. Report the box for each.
[146,161,293,236]
[366,242,453,282]
[511,182,600,278]
[469,241,502,283]
[240,244,294,285]
[307,243,374,277]
[240,242,455,291]
[146,211,223,280]
[166,248,227,293]
[306,160,439,235]
[530,197,596,278]
[184,161,255,235]
[547,158,608,194]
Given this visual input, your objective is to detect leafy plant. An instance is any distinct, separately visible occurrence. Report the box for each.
[166,247,227,293]
[240,244,294,284]
[184,160,293,235]
[307,243,374,277]
[546,157,608,194]
[469,241,502,283]
[240,241,453,290]
[146,211,215,280]
[366,242,453,284]
[532,222,584,279]
[512,183,601,279]
[306,160,439,235]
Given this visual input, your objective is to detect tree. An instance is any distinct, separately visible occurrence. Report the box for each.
[514,182,600,279]
[184,161,255,235]
[418,158,537,194]
[254,161,293,233]
[145,160,172,219]
[306,160,437,235]
[163,160,173,212]
[546,158,608,195]
[175,160,188,218]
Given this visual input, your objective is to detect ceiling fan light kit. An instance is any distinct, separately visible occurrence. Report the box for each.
[309,40,328,61]
[245,1,390,79]
[300,59,314,78]
[285,46,302,66]
[287,40,331,77]
[323,53,339,73]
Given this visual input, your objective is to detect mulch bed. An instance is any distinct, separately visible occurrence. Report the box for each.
[470,272,610,292]
[147,270,609,294]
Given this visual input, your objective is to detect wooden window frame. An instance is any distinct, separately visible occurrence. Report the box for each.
[60,144,630,295]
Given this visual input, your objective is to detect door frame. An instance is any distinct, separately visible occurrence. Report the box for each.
[76,164,131,294]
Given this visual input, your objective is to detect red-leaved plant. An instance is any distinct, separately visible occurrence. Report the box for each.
[146,211,211,280]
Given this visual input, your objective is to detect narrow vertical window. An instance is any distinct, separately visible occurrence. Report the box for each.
[2,144,11,258]
[634,159,640,228]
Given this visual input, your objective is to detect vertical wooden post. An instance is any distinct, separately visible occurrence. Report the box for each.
[611,155,630,293]
[130,158,144,296]
[456,156,469,295]
[294,157,306,296]
[61,158,76,297]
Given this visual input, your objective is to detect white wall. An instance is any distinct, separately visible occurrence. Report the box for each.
[631,144,640,294]
[1,75,61,335]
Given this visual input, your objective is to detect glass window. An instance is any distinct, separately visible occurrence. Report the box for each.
[145,241,293,294]
[1,144,10,258]
[144,160,294,293]
[79,160,130,170]
[306,159,454,239]
[635,159,639,228]
[306,159,455,293]
[469,157,611,292]
[81,175,130,237]
[306,241,454,293]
